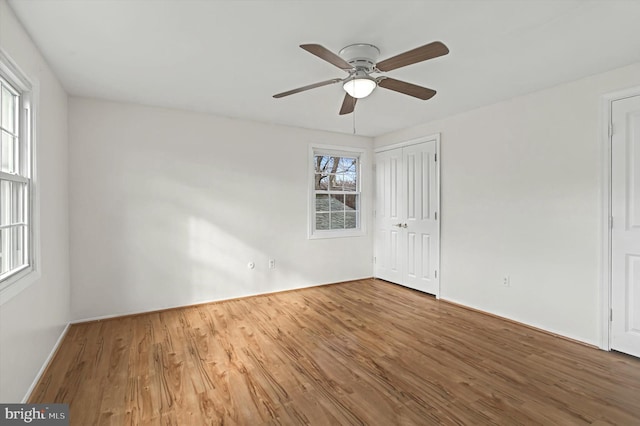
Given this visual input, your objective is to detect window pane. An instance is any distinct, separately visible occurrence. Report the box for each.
[315,213,329,230]
[1,85,15,133]
[345,212,357,229]
[345,171,357,190]
[12,182,24,223]
[0,181,26,226]
[0,228,6,275]
[333,172,357,192]
[329,194,345,212]
[0,226,27,274]
[330,212,345,229]
[344,194,357,210]
[1,130,15,173]
[314,155,334,173]
[0,179,10,226]
[329,174,341,191]
[314,173,328,190]
[12,225,26,270]
[336,157,356,173]
[315,194,329,212]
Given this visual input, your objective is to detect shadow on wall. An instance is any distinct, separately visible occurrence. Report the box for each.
[74,140,366,319]
[124,154,305,310]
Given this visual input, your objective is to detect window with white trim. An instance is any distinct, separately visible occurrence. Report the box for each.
[310,147,363,238]
[0,52,34,295]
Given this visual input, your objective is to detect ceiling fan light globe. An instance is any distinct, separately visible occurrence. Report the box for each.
[343,78,376,99]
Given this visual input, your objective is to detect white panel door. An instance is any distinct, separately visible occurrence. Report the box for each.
[611,94,640,358]
[375,140,440,296]
[374,148,404,284]
[403,142,439,294]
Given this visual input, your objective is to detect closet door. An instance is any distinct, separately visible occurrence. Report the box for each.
[403,142,439,294]
[374,140,440,296]
[374,148,404,284]
[611,94,640,357]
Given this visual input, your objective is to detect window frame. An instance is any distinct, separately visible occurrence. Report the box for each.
[308,144,366,239]
[0,49,39,305]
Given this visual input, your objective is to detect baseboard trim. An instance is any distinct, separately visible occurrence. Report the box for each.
[440,297,600,350]
[72,277,374,325]
[22,322,70,403]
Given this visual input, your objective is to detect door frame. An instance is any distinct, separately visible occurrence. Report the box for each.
[374,133,441,298]
[600,86,640,350]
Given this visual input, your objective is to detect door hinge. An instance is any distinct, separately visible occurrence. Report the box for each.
[373,256,376,264]
[435,211,438,220]
[435,153,438,162]
[610,308,613,322]
[608,123,612,139]
[373,209,376,218]
[610,216,613,229]
[435,270,438,278]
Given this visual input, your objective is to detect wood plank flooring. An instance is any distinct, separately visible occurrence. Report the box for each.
[30,279,640,425]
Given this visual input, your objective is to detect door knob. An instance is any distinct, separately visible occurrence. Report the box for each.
[402,223,408,228]
[394,223,403,227]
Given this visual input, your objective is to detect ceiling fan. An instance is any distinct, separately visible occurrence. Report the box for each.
[273,41,449,115]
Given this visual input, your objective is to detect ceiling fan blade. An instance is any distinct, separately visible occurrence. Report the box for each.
[300,44,353,70]
[376,41,449,72]
[273,78,342,98]
[378,78,436,100]
[339,94,357,115]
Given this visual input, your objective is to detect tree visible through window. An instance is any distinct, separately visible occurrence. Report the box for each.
[313,152,360,232]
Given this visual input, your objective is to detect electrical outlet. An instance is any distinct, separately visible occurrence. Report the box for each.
[502,275,510,287]
[269,259,276,269]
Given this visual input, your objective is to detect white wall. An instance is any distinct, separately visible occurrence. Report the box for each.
[375,62,640,346]
[69,98,373,320]
[0,1,70,402]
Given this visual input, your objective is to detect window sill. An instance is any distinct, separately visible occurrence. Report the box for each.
[309,229,365,240]
[0,266,40,305]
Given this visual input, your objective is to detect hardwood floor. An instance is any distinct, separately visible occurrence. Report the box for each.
[30,279,640,425]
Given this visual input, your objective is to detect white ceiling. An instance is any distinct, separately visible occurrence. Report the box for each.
[7,0,640,137]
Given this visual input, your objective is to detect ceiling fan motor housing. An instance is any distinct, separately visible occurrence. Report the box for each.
[339,43,380,72]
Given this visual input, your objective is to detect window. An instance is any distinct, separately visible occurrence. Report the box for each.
[0,50,36,303]
[310,146,364,238]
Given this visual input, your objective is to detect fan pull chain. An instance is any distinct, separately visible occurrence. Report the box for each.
[352,108,357,134]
